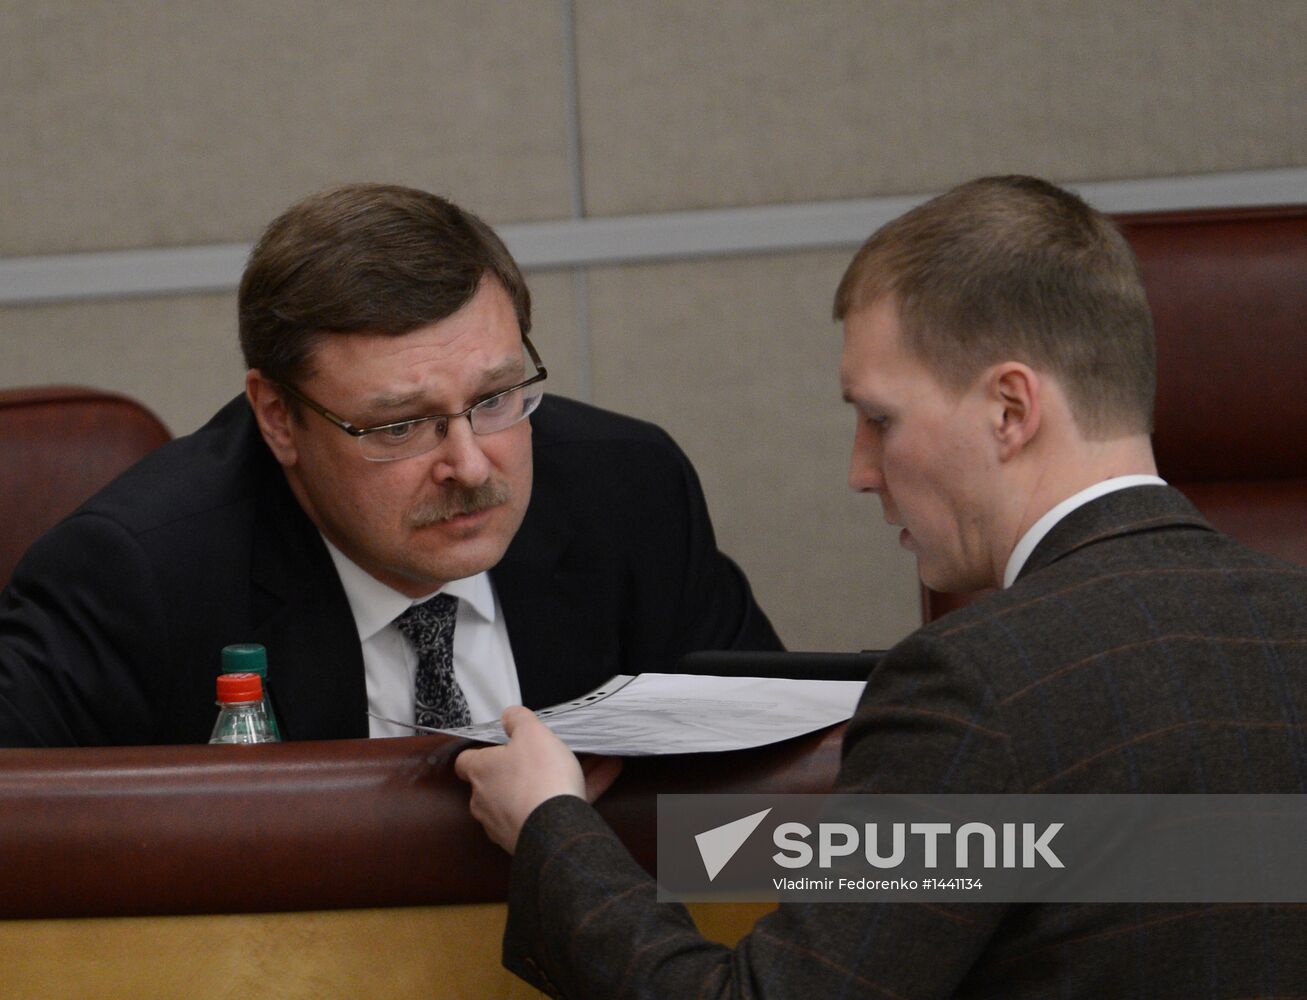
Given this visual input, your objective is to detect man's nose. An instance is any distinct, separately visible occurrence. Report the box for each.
[848,423,885,494]
[430,415,491,486]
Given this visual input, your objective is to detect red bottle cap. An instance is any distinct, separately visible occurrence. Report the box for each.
[216,672,263,703]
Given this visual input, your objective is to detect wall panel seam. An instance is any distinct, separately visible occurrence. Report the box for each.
[560,0,593,400]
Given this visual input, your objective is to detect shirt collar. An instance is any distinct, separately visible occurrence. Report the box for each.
[1002,475,1167,589]
[321,535,498,642]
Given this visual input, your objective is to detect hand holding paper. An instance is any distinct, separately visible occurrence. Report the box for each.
[454,706,622,854]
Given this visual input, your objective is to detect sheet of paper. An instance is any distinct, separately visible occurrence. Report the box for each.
[373,673,865,756]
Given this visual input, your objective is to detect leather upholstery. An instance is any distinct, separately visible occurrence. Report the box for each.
[0,726,842,919]
[0,385,171,588]
[924,204,1307,622]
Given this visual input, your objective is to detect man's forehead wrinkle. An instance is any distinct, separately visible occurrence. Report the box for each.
[480,354,526,381]
[365,387,424,412]
[358,352,524,415]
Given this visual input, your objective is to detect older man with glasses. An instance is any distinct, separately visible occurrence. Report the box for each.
[0,184,781,747]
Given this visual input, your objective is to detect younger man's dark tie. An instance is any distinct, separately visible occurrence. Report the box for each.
[394,594,472,729]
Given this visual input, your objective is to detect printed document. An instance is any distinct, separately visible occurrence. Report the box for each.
[370,673,864,755]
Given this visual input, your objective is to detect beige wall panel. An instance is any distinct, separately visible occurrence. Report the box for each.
[587,251,921,652]
[524,270,587,404]
[0,270,582,437]
[575,0,1307,215]
[0,294,243,435]
[2,1,572,256]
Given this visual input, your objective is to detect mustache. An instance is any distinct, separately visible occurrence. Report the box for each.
[407,481,511,527]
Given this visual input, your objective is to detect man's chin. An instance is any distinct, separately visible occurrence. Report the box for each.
[407,524,515,580]
[918,560,993,595]
[915,553,955,593]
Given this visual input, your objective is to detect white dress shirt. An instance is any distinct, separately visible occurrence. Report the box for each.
[322,538,521,737]
[1002,475,1167,589]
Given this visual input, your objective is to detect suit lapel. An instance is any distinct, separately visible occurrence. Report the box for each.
[492,469,618,710]
[248,467,369,740]
[1018,484,1215,583]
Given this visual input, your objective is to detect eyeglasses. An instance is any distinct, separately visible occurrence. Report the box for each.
[277,336,547,462]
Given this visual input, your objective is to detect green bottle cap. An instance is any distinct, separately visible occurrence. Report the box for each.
[221,644,268,677]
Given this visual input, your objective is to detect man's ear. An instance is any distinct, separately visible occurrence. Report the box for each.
[987,362,1042,462]
[245,370,299,467]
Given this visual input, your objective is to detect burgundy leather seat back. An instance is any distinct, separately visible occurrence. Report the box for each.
[0,727,843,918]
[0,385,171,589]
[1122,205,1307,568]
[1125,206,1307,484]
[924,204,1307,623]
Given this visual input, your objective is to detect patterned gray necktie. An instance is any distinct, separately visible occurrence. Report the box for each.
[393,593,472,729]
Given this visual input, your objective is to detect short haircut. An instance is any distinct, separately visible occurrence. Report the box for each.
[833,175,1155,438]
[239,183,531,387]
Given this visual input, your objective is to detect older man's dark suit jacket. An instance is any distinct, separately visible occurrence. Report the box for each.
[0,394,780,746]
[504,485,1307,999]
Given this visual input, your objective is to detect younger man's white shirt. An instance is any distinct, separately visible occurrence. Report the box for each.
[1002,475,1167,589]
[322,538,521,737]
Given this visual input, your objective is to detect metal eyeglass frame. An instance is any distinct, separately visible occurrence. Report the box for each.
[275,334,548,462]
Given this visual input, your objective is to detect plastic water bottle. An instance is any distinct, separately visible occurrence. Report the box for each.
[221,643,281,740]
[209,672,279,744]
